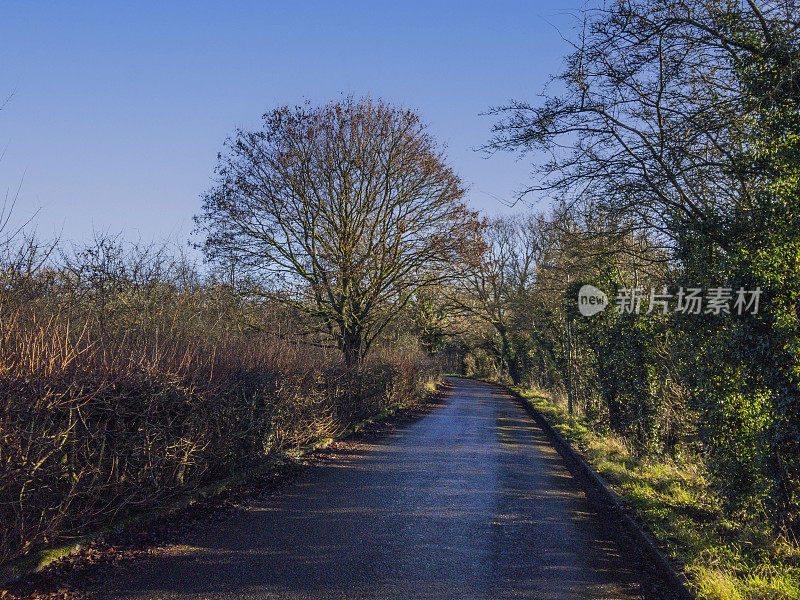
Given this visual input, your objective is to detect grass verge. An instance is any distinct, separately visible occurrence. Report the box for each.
[513,386,800,600]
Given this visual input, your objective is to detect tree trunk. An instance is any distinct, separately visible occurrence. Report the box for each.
[341,332,362,369]
[497,326,521,386]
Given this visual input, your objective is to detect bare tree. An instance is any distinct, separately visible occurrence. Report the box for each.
[453,215,545,384]
[486,0,800,254]
[195,96,481,367]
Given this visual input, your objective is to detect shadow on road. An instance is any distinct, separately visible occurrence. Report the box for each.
[105,378,643,600]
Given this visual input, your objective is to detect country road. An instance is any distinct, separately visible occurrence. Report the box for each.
[105,377,644,600]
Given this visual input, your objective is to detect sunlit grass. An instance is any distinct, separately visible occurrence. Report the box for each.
[515,386,800,600]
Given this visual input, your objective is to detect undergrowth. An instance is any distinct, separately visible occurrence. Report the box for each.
[516,386,800,600]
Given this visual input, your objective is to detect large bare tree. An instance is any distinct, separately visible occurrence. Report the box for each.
[195,96,480,366]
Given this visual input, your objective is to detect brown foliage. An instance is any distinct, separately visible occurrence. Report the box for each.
[195,95,482,366]
[0,241,427,566]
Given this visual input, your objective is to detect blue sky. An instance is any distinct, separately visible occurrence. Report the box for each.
[1,1,579,251]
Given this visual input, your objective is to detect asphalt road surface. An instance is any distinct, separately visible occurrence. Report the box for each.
[105,377,643,600]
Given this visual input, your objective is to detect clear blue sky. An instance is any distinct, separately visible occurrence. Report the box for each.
[1,1,579,251]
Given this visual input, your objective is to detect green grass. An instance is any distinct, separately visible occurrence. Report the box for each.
[515,386,800,600]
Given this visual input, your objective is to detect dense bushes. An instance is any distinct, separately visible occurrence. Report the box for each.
[0,240,429,566]
[452,213,800,595]
[471,0,800,538]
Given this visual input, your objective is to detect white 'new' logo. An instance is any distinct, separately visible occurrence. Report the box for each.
[578,285,608,316]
